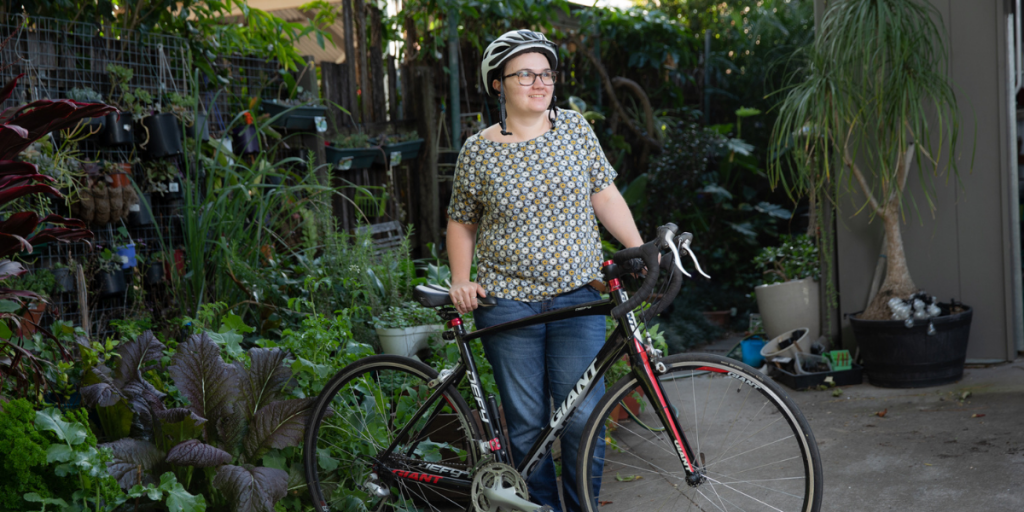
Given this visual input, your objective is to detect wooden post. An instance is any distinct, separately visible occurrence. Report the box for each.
[387,54,398,121]
[369,6,386,124]
[354,0,372,126]
[297,58,328,213]
[342,0,359,123]
[411,66,439,252]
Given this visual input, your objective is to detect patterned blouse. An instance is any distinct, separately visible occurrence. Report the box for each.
[447,109,616,302]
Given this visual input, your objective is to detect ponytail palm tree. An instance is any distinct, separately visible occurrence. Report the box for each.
[769,0,965,321]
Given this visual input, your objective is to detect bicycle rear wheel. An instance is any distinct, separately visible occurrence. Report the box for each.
[304,355,482,512]
[577,353,822,512]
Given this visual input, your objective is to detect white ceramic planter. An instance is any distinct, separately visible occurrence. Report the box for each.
[376,325,443,359]
[754,277,820,340]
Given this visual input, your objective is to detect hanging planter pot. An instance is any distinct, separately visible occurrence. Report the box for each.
[232,125,260,155]
[143,262,164,285]
[140,113,184,158]
[51,267,76,293]
[96,268,127,297]
[128,193,153,226]
[116,244,137,269]
[153,181,183,201]
[261,101,328,131]
[185,113,210,141]
[326,145,378,171]
[99,112,134,146]
[373,139,424,166]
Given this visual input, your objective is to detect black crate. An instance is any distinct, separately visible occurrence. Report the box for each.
[770,364,864,391]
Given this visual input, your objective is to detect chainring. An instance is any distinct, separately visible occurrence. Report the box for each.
[470,462,529,512]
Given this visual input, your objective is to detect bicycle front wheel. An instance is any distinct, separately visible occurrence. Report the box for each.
[304,355,482,512]
[577,353,822,512]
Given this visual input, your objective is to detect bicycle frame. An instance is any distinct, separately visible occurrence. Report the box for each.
[374,263,703,498]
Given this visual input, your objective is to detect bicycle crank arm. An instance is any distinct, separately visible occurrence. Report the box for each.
[481,486,550,512]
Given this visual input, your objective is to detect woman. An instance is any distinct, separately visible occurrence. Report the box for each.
[446,29,644,512]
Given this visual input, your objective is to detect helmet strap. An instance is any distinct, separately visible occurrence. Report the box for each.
[499,82,512,136]
[549,94,558,129]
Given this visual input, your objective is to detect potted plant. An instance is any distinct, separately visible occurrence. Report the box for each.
[142,159,182,201]
[50,262,76,294]
[261,70,328,131]
[374,302,444,360]
[66,87,107,140]
[752,234,820,340]
[167,92,209,142]
[770,0,971,387]
[373,130,424,166]
[95,249,127,297]
[142,252,166,286]
[103,64,152,147]
[232,111,261,156]
[6,270,55,337]
[326,132,377,171]
[113,226,137,269]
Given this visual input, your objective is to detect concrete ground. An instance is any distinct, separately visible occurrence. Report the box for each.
[794,358,1024,511]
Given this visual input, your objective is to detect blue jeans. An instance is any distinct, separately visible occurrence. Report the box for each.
[473,285,606,512]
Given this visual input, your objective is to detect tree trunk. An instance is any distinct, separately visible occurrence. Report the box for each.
[860,199,918,320]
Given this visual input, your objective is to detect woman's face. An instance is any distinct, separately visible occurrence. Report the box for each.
[493,52,554,116]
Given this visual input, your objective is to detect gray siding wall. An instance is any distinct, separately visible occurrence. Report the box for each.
[830,0,1019,361]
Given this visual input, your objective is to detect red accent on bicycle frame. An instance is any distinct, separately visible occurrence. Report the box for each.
[697,366,727,373]
[608,278,622,291]
[634,336,696,473]
[489,438,502,452]
[448,318,463,328]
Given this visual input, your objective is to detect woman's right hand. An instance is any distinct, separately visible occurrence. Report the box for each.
[449,281,488,315]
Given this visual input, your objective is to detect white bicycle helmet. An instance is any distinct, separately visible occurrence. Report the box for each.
[480,29,558,97]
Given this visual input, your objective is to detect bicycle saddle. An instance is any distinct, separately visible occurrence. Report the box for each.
[414,284,498,308]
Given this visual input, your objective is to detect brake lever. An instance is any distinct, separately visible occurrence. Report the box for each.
[680,238,711,279]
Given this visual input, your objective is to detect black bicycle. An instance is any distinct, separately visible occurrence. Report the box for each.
[304,224,823,512]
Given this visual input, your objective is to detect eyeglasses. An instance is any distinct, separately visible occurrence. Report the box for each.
[503,70,558,86]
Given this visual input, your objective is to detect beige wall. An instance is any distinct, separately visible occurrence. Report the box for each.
[825,0,1020,361]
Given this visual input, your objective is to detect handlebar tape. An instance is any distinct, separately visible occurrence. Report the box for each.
[610,241,661,319]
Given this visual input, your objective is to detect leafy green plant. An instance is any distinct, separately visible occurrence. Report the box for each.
[753,234,819,285]
[106,65,153,118]
[5,269,56,299]
[166,92,198,126]
[67,87,104,104]
[332,132,371,149]
[80,330,315,512]
[374,302,441,329]
[268,310,374,398]
[769,0,966,320]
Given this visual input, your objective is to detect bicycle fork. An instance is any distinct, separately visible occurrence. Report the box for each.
[616,293,706,486]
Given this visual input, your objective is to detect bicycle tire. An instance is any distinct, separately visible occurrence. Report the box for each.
[304,355,483,512]
[577,353,823,512]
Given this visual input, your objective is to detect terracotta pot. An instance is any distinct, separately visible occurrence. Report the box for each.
[15,302,47,337]
[701,310,731,327]
[610,387,642,422]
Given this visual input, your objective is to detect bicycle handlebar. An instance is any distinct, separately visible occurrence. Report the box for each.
[608,224,707,320]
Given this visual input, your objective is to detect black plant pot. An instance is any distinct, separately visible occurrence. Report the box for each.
[232,125,260,155]
[99,112,134,146]
[153,181,183,201]
[96,268,127,298]
[144,262,164,285]
[51,267,75,293]
[185,114,210,141]
[128,193,154,226]
[140,113,184,158]
[849,303,973,388]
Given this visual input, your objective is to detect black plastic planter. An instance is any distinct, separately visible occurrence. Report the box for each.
[374,139,424,166]
[140,113,183,158]
[849,303,973,388]
[153,181,183,201]
[144,262,164,285]
[261,101,328,131]
[232,125,260,155]
[51,267,75,293]
[185,114,210,141]
[326,146,378,170]
[97,268,127,298]
[99,112,134,146]
[128,193,154,226]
